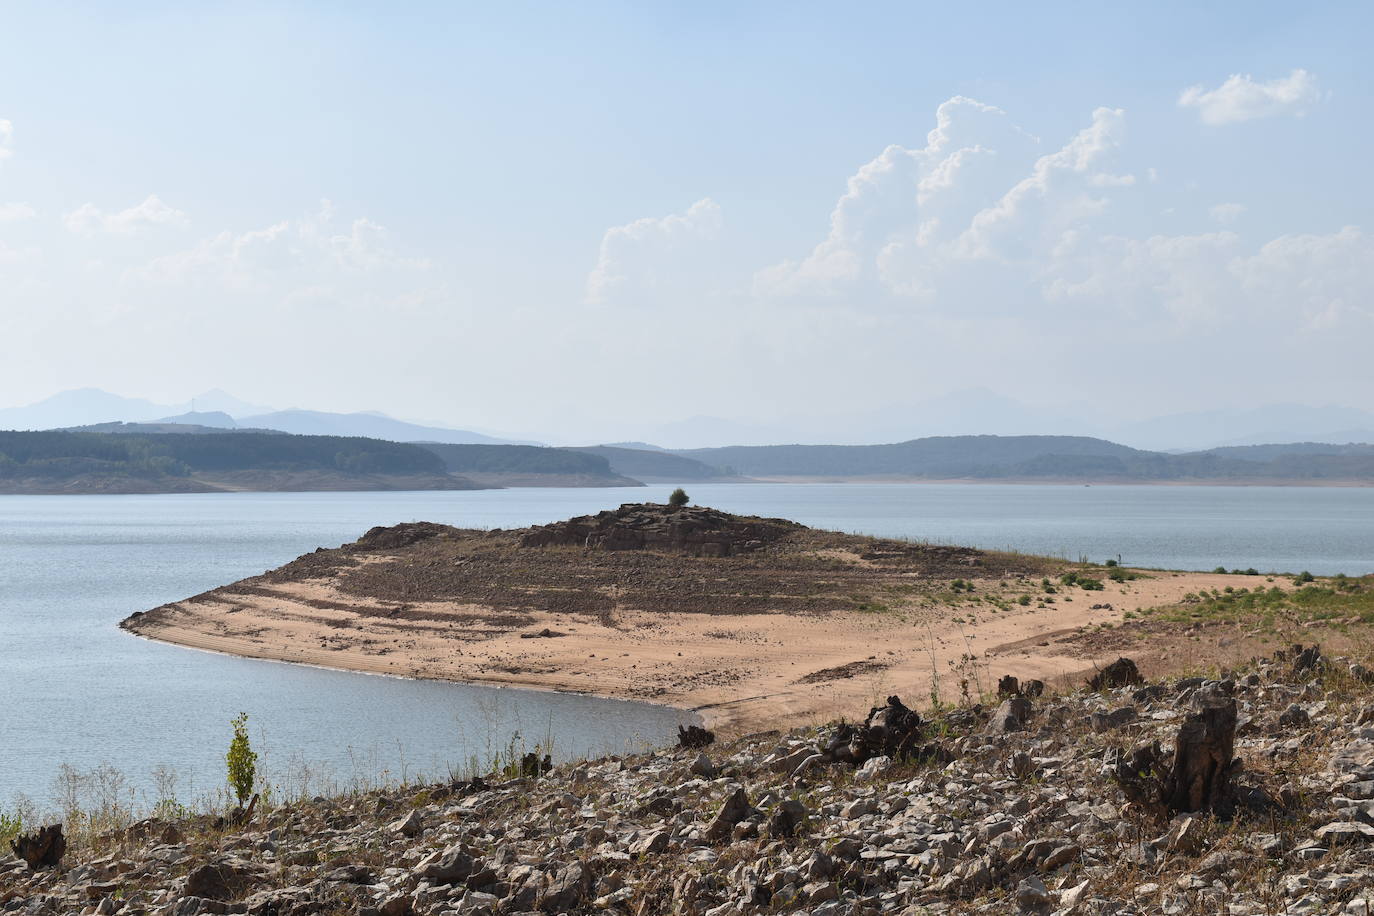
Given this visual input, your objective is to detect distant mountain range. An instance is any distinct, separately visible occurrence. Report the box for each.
[4,387,1373,453]
[0,389,533,446]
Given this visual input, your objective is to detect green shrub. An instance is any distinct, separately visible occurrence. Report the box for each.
[1104,559,1118,567]
[1294,571,1315,585]
[668,488,689,508]
[0,810,19,846]
[226,712,257,808]
[1213,566,1228,574]
[1078,577,1105,591]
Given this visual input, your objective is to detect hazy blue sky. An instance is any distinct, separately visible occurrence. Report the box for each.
[1,2,1370,442]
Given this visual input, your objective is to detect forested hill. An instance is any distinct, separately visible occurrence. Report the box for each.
[569,446,732,480]
[672,434,1374,481]
[0,430,475,493]
[673,435,1147,478]
[413,443,642,487]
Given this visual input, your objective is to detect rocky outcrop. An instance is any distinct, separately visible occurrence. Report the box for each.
[518,503,802,556]
[349,522,458,552]
[11,647,1374,915]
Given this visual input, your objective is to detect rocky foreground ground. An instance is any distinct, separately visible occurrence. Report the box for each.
[10,645,1374,915]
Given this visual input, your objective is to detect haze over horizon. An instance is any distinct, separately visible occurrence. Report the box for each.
[2,3,1370,445]
[4,384,1374,453]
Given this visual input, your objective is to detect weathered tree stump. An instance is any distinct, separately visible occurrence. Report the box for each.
[1088,657,1143,690]
[1112,697,1239,818]
[677,724,715,749]
[11,824,66,870]
[1292,644,1323,674]
[519,752,552,777]
[819,695,927,765]
[228,793,258,827]
[1165,698,1238,815]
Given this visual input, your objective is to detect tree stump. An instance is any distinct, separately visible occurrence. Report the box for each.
[11,824,66,870]
[1113,698,1239,818]
[1165,698,1238,815]
[677,724,715,749]
[1088,657,1143,690]
[519,752,552,777]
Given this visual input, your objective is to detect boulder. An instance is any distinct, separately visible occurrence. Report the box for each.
[184,858,262,901]
[414,846,476,885]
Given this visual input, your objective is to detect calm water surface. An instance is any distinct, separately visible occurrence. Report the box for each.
[2,483,1371,806]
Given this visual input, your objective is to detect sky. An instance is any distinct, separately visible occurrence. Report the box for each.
[1,1,1371,445]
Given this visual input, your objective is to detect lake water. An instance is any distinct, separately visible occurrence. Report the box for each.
[2,482,1371,808]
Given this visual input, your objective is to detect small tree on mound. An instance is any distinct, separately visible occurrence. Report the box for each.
[668,488,689,509]
[226,712,257,809]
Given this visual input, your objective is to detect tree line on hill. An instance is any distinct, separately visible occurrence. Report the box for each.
[0,431,446,480]
[3,428,1372,489]
[671,436,1374,480]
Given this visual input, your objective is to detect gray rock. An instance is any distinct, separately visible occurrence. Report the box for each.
[1016,875,1050,911]
[706,787,755,843]
[689,752,716,778]
[989,697,1034,733]
[768,799,808,838]
[1316,821,1374,843]
[630,829,670,856]
[414,846,475,885]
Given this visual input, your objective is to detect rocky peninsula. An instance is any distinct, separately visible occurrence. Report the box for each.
[122,503,1271,732]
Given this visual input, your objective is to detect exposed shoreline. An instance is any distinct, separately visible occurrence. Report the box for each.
[119,566,1258,733]
[119,623,702,727]
[120,510,1276,734]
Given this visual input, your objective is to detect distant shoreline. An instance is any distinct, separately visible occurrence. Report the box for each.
[5,473,1372,494]
[748,475,1374,487]
[0,470,486,496]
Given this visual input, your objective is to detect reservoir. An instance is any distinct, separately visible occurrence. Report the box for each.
[2,483,1370,808]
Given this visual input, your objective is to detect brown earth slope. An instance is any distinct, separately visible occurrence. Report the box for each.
[121,503,1272,732]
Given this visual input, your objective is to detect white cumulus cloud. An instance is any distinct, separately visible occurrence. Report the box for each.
[589,94,1373,341]
[0,202,37,222]
[585,198,723,306]
[1178,69,1320,125]
[129,201,433,319]
[64,195,189,235]
[0,119,13,162]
